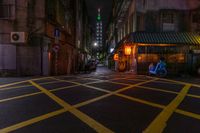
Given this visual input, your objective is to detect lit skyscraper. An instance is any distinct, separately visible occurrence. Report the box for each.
[96,8,103,47]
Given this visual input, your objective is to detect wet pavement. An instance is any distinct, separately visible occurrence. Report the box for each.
[0,67,200,133]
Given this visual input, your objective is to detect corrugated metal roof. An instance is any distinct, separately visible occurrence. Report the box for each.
[129,32,200,45]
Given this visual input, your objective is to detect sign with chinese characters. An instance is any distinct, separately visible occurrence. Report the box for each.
[124,45,131,56]
[114,54,119,61]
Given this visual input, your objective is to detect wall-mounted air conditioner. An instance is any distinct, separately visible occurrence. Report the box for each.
[10,32,26,43]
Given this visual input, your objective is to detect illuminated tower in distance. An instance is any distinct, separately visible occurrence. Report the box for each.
[96,8,103,48]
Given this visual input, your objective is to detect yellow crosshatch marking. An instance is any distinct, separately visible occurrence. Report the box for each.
[0,109,67,133]
[147,76,200,88]
[0,75,200,133]
[0,77,156,132]
[143,84,191,133]
[0,80,62,91]
[0,77,51,89]
[29,80,114,133]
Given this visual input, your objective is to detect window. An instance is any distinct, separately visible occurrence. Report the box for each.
[129,13,133,32]
[192,13,200,23]
[0,4,13,19]
[162,12,174,23]
[142,0,146,8]
[47,0,57,21]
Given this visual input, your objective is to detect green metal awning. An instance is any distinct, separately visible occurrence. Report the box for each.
[128,32,200,45]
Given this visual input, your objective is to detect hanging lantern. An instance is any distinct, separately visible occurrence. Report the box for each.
[114,54,119,61]
[124,45,131,56]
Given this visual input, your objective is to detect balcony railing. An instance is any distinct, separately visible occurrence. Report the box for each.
[0,4,15,19]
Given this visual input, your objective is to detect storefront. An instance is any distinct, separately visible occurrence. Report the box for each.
[113,32,200,75]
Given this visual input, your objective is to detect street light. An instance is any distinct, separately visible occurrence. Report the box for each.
[94,42,98,46]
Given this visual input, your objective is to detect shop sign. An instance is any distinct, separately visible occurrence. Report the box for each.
[114,54,119,61]
[124,45,131,56]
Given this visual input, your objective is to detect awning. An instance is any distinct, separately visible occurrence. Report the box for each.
[128,32,200,45]
[110,32,200,56]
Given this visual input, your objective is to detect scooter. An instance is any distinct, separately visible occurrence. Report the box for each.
[149,63,167,77]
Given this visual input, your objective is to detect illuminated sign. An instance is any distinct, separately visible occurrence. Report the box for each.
[114,54,119,61]
[124,45,131,56]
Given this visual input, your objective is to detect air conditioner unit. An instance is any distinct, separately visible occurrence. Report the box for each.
[10,32,26,43]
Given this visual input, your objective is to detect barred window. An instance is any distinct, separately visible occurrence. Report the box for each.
[162,12,174,23]
[192,13,200,23]
[0,5,12,19]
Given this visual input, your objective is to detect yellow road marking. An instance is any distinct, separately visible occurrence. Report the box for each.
[108,81,131,86]
[138,85,200,100]
[0,77,51,89]
[52,77,157,94]
[137,86,178,95]
[143,84,191,133]
[50,85,80,92]
[123,78,148,82]
[0,81,28,89]
[0,82,103,104]
[0,80,61,91]
[54,77,166,110]
[148,76,200,88]
[74,93,112,108]
[2,93,199,133]
[187,94,200,99]
[0,92,42,103]
[29,80,114,133]
[1,78,200,132]
[175,109,200,120]
[0,109,66,133]
[0,85,32,91]
[0,81,60,91]
[59,80,111,93]
[116,93,165,109]
[0,84,80,104]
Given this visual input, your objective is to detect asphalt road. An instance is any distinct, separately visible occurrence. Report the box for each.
[0,68,200,133]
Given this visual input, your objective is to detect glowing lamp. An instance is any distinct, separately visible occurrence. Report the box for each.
[114,54,119,61]
[124,45,131,56]
[138,56,142,61]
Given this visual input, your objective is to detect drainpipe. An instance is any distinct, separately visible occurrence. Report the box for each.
[40,36,43,76]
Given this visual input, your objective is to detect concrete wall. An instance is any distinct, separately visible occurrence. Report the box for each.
[136,0,200,11]
[0,0,45,75]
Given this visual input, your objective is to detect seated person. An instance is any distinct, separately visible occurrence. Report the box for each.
[149,63,155,71]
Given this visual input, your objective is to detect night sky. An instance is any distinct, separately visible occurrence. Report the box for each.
[85,0,113,33]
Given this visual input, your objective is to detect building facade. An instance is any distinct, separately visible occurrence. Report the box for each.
[107,0,200,75]
[0,0,92,76]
